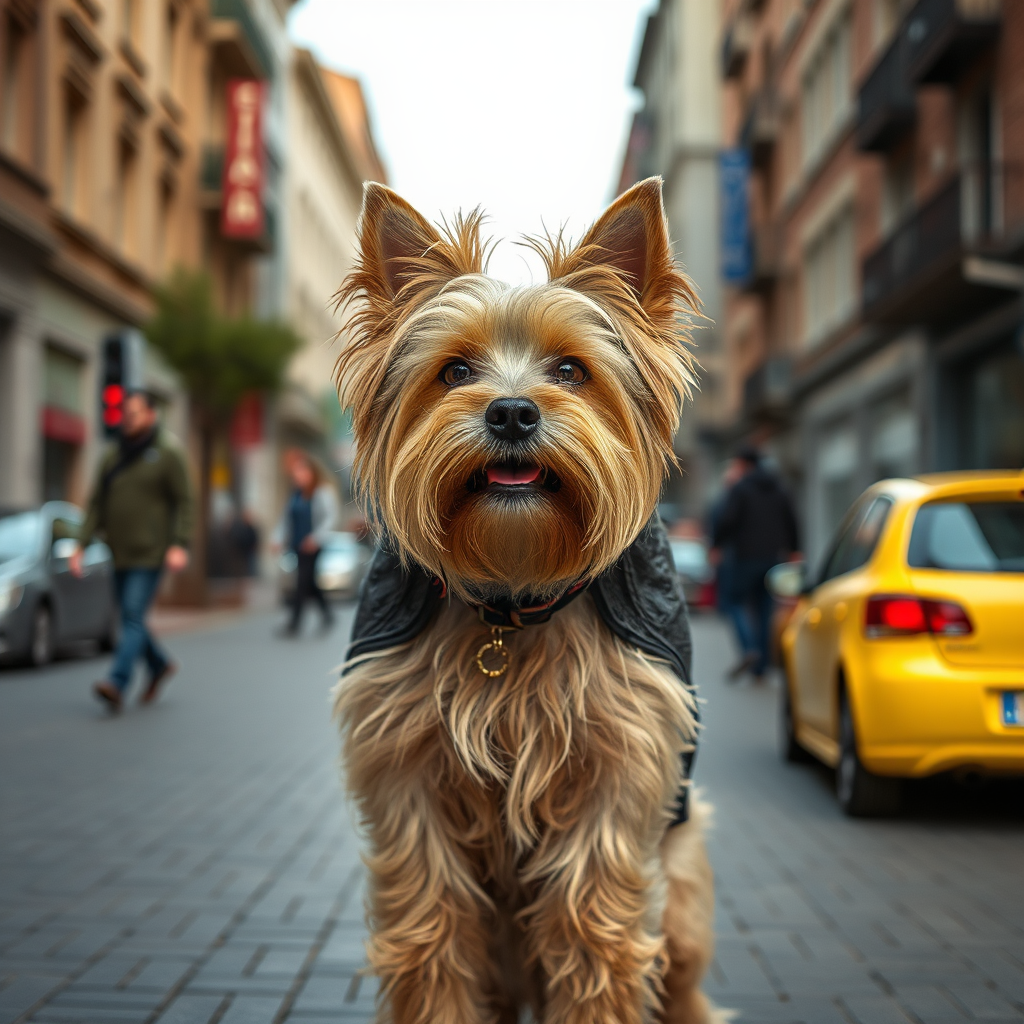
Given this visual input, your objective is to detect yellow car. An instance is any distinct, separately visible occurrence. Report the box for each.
[770,471,1024,816]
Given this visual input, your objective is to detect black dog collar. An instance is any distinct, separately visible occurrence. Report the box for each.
[473,579,589,629]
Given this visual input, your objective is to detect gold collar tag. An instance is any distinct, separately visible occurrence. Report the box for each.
[476,626,510,678]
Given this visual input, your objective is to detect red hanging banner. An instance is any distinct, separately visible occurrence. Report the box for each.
[221,79,264,239]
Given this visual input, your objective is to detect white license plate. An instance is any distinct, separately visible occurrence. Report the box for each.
[1001,692,1024,726]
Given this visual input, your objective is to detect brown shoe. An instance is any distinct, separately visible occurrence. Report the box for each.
[141,661,177,704]
[93,681,123,712]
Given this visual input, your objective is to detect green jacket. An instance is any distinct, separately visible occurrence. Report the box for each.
[80,430,193,570]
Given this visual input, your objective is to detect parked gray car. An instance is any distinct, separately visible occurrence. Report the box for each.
[0,502,117,666]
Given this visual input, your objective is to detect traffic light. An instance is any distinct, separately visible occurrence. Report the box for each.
[100,331,144,438]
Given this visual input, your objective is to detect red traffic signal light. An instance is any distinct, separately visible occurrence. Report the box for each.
[102,383,124,427]
[100,331,143,437]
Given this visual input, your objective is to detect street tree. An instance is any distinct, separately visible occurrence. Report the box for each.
[146,267,301,600]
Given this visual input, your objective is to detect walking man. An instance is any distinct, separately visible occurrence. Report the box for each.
[711,444,800,682]
[71,390,193,711]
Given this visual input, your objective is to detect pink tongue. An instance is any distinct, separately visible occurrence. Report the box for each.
[487,465,541,486]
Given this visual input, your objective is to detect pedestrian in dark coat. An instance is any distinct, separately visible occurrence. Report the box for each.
[711,444,800,680]
[272,450,338,636]
[73,390,193,710]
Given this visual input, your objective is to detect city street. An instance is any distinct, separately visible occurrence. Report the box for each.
[1,610,1023,1024]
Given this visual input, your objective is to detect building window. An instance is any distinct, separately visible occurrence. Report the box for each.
[162,2,179,94]
[817,422,859,545]
[869,392,918,480]
[801,11,852,170]
[881,152,914,235]
[61,89,86,216]
[156,177,175,271]
[2,15,25,157]
[969,346,1024,469]
[114,138,139,256]
[803,204,856,345]
[42,346,85,503]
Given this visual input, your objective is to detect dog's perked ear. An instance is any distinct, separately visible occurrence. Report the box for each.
[575,177,673,301]
[344,182,486,316]
[334,184,486,434]
[357,183,443,303]
[542,177,699,448]
[546,177,693,326]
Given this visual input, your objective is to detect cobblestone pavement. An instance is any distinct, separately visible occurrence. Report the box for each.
[2,611,1023,1024]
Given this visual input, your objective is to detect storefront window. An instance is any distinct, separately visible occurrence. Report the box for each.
[41,346,85,502]
[970,345,1024,470]
[818,424,859,539]
[869,392,918,481]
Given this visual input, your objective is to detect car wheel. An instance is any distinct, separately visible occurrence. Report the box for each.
[836,690,901,817]
[780,676,813,763]
[28,603,55,667]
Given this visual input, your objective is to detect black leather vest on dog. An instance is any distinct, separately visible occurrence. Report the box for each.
[344,516,697,825]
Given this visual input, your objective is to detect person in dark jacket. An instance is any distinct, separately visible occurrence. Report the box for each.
[707,458,745,657]
[272,450,339,636]
[72,390,193,710]
[711,444,800,681]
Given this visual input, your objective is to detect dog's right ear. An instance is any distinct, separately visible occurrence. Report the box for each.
[335,185,485,443]
[338,182,486,343]
[357,183,444,305]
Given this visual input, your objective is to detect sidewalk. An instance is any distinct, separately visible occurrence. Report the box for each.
[151,580,279,637]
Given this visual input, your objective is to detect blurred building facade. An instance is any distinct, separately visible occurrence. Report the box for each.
[618,0,726,520]
[718,0,1024,563]
[0,0,381,585]
[279,53,385,510]
[0,0,209,509]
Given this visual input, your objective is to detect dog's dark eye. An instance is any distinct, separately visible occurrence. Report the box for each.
[440,362,472,386]
[553,360,587,384]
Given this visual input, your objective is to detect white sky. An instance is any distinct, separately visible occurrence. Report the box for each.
[287,0,656,284]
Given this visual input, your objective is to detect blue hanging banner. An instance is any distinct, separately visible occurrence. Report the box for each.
[720,148,752,283]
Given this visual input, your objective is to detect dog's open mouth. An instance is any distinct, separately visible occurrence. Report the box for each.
[467,463,561,494]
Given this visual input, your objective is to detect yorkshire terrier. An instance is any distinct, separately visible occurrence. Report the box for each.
[333,178,722,1024]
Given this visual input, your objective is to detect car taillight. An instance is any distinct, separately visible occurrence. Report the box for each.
[865,595,973,638]
[922,600,973,636]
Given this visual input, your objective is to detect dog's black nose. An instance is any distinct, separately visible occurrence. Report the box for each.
[485,397,540,441]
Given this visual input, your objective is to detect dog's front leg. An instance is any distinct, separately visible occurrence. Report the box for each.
[521,818,662,1024]
[364,782,495,1024]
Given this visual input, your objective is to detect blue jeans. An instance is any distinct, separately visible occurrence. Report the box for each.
[729,558,776,676]
[716,558,747,651]
[110,569,169,693]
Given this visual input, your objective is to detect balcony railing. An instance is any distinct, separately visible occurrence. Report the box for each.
[862,163,1024,323]
[905,0,1000,83]
[856,30,916,152]
[740,89,780,168]
[209,0,273,79]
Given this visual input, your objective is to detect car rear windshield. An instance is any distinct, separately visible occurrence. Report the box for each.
[908,501,1024,572]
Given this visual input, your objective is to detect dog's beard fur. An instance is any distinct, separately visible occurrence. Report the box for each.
[335,179,697,602]
[332,179,721,1024]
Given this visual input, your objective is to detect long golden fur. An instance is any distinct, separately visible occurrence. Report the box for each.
[333,178,722,1024]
